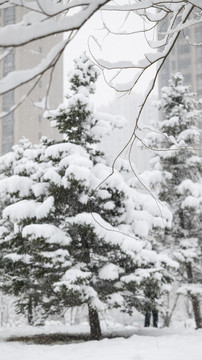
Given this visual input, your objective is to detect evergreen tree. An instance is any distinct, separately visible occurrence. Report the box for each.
[0,137,67,325]
[138,73,202,328]
[0,56,175,337]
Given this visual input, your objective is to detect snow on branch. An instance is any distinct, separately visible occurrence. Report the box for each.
[0,1,201,115]
[0,1,109,46]
[91,2,195,92]
[86,0,197,162]
[0,39,67,95]
[0,0,110,105]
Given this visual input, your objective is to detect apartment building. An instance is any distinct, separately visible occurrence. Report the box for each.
[159,22,202,100]
[158,18,202,155]
[0,6,63,155]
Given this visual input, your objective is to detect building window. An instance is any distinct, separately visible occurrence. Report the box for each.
[38,114,42,123]
[3,113,14,125]
[2,90,14,111]
[179,44,190,54]
[197,77,202,91]
[3,123,14,138]
[195,28,202,44]
[196,46,202,58]
[179,57,191,69]
[38,131,42,140]
[162,59,169,73]
[4,7,15,25]
[183,73,191,85]
[38,46,42,54]
[196,62,202,74]
[171,60,176,71]
[199,118,202,156]
[3,52,15,76]
[2,112,14,154]
[171,46,176,56]
[2,141,13,155]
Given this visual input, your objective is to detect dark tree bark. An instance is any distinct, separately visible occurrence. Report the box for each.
[191,296,202,329]
[186,263,202,329]
[27,296,33,325]
[144,312,151,327]
[163,313,171,328]
[88,305,102,340]
[144,310,158,328]
[152,310,158,328]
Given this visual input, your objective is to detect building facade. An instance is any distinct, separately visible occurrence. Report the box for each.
[0,6,63,155]
[159,22,202,100]
[158,19,202,153]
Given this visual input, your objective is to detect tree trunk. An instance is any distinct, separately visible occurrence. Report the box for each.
[163,312,171,327]
[191,296,202,329]
[152,310,158,328]
[144,312,151,327]
[88,305,102,340]
[186,263,202,329]
[27,296,33,325]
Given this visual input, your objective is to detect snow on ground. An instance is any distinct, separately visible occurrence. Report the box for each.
[0,324,202,360]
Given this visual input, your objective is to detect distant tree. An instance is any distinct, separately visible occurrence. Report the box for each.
[0,56,176,337]
[137,73,202,328]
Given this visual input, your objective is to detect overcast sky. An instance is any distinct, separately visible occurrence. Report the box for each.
[64,9,158,107]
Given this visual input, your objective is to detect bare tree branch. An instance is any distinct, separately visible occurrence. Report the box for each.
[0,0,201,118]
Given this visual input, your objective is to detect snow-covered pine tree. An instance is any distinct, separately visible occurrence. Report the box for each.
[43,55,176,336]
[0,138,43,324]
[0,56,176,337]
[0,137,71,325]
[137,73,202,328]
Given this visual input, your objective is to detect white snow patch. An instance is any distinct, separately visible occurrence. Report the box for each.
[99,264,123,281]
[0,175,33,197]
[22,224,70,245]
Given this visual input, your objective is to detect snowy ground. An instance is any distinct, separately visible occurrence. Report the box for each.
[0,323,202,360]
